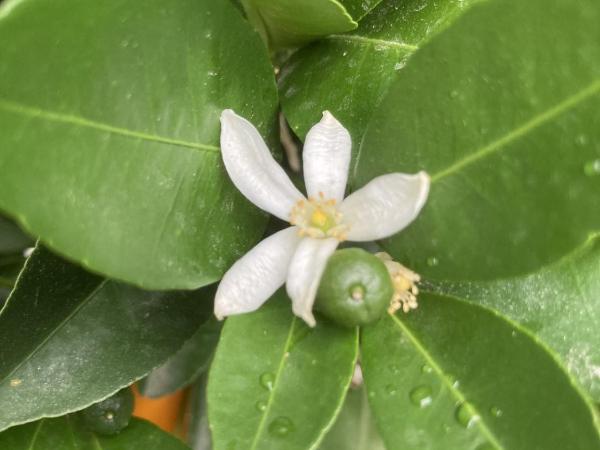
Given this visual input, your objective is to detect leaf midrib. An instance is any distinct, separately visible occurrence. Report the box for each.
[0,279,107,389]
[0,98,220,153]
[388,313,506,450]
[248,317,297,450]
[326,34,417,51]
[430,79,600,183]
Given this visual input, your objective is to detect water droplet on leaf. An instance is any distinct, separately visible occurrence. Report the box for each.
[409,385,433,408]
[259,372,275,391]
[490,406,503,418]
[255,400,267,412]
[426,256,439,267]
[385,384,397,395]
[455,402,480,428]
[268,416,295,436]
[421,364,433,374]
[583,159,600,176]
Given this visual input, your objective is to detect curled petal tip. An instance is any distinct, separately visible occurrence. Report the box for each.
[220,109,237,123]
[213,306,226,321]
[320,110,338,124]
[301,312,317,328]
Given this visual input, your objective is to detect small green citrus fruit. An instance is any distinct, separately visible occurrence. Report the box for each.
[80,387,134,435]
[316,248,393,327]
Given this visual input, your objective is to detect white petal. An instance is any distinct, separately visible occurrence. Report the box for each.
[214,227,301,320]
[340,172,430,241]
[303,111,351,202]
[220,109,304,221]
[286,237,339,327]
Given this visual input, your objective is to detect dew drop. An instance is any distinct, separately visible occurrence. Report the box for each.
[268,416,295,436]
[388,364,400,374]
[255,400,267,412]
[385,384,397,396]
[575,134,588,146]
[583,159,600,176]
[455,402,480,428]
[259,372,275,391]
[421,364,433,374]
[490,406,503,418]
[409,385,433,408]
[449,90,459,99]
[426,256,439,267]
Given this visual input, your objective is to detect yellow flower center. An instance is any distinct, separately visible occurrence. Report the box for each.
[290,193,349,240]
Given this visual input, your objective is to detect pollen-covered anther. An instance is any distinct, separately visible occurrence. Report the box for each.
[375,252,421,314]
[289,195,349,241]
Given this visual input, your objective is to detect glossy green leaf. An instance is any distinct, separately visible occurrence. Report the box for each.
[361,295,600,450]
[428,233,600,401]
[139,317,222,398]
[318,386,385,450]
[354,0,600,281]
[0,0,278,289]
[0,216,32,254]
[0,417,191,450]
[0,246,212,431]
[279,0,478,142]
[337,0,383,21]
[242,0,357,49]
[207,291,359,450]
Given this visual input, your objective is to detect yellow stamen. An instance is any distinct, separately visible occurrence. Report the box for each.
[375,252,421,315]
[289,196,349,241]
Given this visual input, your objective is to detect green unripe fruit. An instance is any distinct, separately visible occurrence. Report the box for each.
[316,248,393,327]
[80,387,134,435]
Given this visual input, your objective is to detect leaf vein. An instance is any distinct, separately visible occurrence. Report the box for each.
[0,280,107,388]
[431,79,600,183]
[388,313,506,450]
[249,317,297,450]
[0,98,220,153]
[26,419,44,450]
[326,34,418,51]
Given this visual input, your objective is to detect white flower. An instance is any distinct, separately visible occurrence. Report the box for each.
[215,109,430,327]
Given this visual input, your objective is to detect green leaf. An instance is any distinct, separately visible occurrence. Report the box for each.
[0,245,212,432]
[207,291,359,450]
[337,0,383,21]
[428,233,600,402]
[0,216,32,255]
[353,0,600,281]
[0,0,278,289]
[0,417,191,450]
[361,295,600,450]
[139,316,222,398]
[241,0,358,49]
[318,386,385,450]
[279,0,478,141]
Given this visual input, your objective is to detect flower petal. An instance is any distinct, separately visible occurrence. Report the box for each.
[214,227,301,320]
[286,237,339,327]
[340,172,430,241]
[220,109,304,221]
[303,111,351,202]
